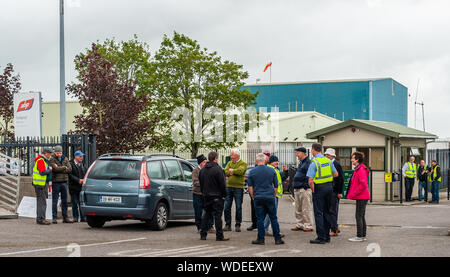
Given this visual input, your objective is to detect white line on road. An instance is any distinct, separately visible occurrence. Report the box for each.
[169,246,237,257]
[401,225,447,229]
[132,245,213,257]
[0,237,147,256]
[203,247,259,257]
[255,249,302,257]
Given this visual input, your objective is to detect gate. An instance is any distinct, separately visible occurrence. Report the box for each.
[0,152,21,218]
[0,134,97,176]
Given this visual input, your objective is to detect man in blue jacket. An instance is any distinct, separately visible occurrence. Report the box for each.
[291,147,314,232]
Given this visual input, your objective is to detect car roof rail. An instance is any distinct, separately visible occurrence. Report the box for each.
[144,154,182,159]
[99,153,135,158]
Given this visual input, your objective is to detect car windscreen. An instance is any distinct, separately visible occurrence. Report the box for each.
[87,159,142,180]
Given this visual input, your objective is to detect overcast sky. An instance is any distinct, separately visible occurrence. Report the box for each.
[1,0,449,138]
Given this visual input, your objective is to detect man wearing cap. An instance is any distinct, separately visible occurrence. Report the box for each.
[291,147,314,232]
[264,155,285,237]
[32,148,53,225]
[324,148,344,236]
[192,154,214,232]
[69,151,87,222]
[49,146,74,224]
[307,143,338,244]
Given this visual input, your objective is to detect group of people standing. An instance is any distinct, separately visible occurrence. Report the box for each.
[403,156,442,203]
[191,143,372,244]
[32,146,87,225]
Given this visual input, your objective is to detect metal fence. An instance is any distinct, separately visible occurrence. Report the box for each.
[0,134,97,176]
[139,148,302,168]
[427,148,449,190]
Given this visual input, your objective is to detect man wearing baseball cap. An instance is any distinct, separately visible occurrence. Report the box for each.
[324,148,344,236]
[69,151,87,222]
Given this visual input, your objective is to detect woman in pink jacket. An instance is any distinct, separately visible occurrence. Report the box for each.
[346,151,370,242]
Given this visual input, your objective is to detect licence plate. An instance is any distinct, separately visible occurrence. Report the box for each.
[100,196,122,203]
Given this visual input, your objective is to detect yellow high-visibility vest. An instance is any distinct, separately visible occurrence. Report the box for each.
[32,158,48,186]
[432,165,441,182]
[405,162,417,179]
[267,164,283,199]
[313,156,333,184]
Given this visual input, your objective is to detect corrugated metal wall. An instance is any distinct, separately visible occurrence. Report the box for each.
[244,78,408,126]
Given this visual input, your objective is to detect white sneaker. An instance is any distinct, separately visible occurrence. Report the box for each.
[348,237,364,242]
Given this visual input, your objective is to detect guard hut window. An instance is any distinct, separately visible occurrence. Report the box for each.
[335,147,352,170]
[356,147,385,171]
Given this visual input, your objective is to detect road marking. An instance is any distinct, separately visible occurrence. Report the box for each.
[203,247,258,257]
[131,245,212,257]
[0,237,147,256]
[108,248,158,256]
[169,246,236,257]
[401,225,447,229]
[255,249,302,257]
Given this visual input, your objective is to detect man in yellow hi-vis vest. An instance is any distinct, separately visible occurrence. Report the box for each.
[430,160,442,204]
[264,155,286,237]
[402,156,417,202]
[32,148,53,225]
[307,143,339,244]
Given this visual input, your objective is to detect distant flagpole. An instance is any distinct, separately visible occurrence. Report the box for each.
[270,65,272,83]
[263,61,272,83]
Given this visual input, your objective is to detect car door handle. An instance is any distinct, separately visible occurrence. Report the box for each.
[167,186,175,190]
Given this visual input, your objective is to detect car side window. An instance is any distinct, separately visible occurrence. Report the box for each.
[147,161,163,179]
[180,162,193,182]
[162,160,183,181]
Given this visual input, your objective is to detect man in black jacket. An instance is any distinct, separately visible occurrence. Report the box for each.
[68,151,87,222]
[199,152,229,241]
[324,148,344,236]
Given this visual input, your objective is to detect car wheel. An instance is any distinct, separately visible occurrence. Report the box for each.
[86,216,105,228]
[146,202,168,231]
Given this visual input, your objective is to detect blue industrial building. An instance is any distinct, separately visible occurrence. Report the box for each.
[244,78,408,126]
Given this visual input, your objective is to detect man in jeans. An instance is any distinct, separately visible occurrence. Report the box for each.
[417,160,430,202]
[430,160,441,204]
[291,147,314,233]
[199,152,229,241]
[248,153,284,245]
[224,149,247,232]
[49,145,74,224]
[192,154,213,232]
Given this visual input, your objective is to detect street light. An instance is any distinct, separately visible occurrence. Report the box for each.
[59,0,66,136]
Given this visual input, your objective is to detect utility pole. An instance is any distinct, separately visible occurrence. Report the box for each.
[60,0,66,136]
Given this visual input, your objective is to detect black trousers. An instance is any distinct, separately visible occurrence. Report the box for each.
[405,177,415,201]
[327,192,340,232]
[200,197,224,239]
[355,199,368,238]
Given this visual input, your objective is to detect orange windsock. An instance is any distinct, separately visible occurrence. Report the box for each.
[263,62,272,72]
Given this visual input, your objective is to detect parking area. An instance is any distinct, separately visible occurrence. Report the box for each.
[0,196,449,257]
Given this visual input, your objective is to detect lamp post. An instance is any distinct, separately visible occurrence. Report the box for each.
[59,0,66,136]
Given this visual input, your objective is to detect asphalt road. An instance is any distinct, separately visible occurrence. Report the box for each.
[0,195,449,257]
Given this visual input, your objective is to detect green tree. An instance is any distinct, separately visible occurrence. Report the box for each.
[141,32,259,158]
